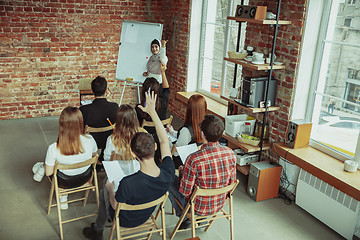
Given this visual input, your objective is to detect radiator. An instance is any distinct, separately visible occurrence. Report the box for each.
[296,169,359,240]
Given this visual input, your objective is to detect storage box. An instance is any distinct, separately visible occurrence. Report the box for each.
[225,114,256,137]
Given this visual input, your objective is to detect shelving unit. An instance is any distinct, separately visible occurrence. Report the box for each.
[224,57,285,70]
[223,1,291,174]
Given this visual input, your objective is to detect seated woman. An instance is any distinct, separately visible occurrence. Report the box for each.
[167,94,207,168]
[103,104,146,175]
[44,106,98,210]
[135,63,169,164]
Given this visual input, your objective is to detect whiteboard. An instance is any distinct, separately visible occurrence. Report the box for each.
[115,20,163,83]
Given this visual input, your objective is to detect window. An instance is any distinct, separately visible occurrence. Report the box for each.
[197,0,246,99]
[299,0,360,159]
[344,18,352,27]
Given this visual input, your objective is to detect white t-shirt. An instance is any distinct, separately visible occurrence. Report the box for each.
[103,135,140,176]
[45,135,98,176]
[172,127,192,157]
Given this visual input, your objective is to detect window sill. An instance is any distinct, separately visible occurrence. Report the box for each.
[176,92,228,121]
[274,143,360,201]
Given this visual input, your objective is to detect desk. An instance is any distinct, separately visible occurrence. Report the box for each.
[274,143,360,201]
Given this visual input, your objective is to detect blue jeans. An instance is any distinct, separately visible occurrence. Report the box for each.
[168,176,187,217]
[93,177,111,232]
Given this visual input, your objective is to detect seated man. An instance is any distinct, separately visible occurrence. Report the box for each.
[169,114,237,228]
[83,91,175,240]
[80,76,118,163]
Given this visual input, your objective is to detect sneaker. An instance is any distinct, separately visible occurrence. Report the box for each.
[59,195,68,210]
[32,162,43,174]
[33,164,45,182]
[83,223,104,240]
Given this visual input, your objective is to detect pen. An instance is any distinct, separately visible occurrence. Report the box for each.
[106,118,114,129]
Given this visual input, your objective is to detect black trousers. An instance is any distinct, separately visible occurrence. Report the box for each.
[56,167,93,189]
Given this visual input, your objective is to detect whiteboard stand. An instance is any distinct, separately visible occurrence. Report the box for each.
[118,79,141,105]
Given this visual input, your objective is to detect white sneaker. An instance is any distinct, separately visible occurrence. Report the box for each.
[60,195,68,210]
[33,164,45,182]
[32,162,43,174]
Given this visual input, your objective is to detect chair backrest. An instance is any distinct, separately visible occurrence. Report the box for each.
[193,180,239,198]
[142,115,173,128]
[114,192,169,214]
[55,155,99,171]
[85,125,114,134]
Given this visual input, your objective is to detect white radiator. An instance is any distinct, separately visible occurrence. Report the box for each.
[296,169,359,240]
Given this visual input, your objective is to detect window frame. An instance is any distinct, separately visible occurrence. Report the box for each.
[295,0,360,161]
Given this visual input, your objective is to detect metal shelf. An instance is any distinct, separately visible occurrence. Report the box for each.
[227,16,291,25]
[220,95,280,113]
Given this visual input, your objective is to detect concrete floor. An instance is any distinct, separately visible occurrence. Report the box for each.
[0,115,345,240]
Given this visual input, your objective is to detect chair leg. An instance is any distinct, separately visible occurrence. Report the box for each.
[108,220,116,240]
[116,215,121,240]
[161,205,166,240]
[190,203,196,238]
[83,189,90,206]
[55,188,64,240]
[47,181,55,214]
[229,196,234,240]
[169,204,189,240]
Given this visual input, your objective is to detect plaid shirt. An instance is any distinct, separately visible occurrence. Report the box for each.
[179,142,237,216]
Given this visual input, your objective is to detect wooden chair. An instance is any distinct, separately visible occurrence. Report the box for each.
[170,180,239,240]
[47,155,100,240]
[141,115,173,128]
[84,124,114,134]
[108,192,169,240]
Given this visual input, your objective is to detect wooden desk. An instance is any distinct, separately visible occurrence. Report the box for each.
[176,92,228,121]
[274,143,360,201]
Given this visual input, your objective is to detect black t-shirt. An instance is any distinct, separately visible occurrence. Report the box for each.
[109,156,175,227]
[80,98,118,160]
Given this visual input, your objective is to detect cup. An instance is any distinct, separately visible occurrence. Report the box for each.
[252,52,264,61]
[266,58,271,64]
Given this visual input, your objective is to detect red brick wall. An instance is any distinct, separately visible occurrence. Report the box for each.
[0,0,307,152]
[0,0,190,119]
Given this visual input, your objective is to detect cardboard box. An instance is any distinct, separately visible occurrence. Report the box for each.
[225,114,256,137]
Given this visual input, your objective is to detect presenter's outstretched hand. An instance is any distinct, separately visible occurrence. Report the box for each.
[161,40,168,48]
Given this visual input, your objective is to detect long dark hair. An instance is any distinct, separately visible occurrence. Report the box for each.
[140,77,160,120]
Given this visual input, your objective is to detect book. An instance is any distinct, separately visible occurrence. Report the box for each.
[102,161,126,192]
[176,143,198,163]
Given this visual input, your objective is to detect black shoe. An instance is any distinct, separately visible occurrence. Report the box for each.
[179,218,191,230]
[83,223,103,240]
[96,164,104,172]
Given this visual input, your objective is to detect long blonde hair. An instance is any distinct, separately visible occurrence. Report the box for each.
[112,105,141,160]
[57,106,84,155]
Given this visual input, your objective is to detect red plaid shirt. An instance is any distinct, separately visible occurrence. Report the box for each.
[179,142,237,216]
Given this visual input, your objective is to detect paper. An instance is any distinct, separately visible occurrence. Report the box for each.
[102,161,126,192]
[176,143,198,163]
[167,131,177,143]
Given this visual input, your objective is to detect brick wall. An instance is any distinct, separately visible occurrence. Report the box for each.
[0,0,307,155]
[243,0,307,148]
[0,0,191,119]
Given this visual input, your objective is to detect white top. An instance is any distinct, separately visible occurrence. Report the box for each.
[172,127,192,157]
[45,135,98,176]
[147,47,168,84]
[103,135,140,176]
